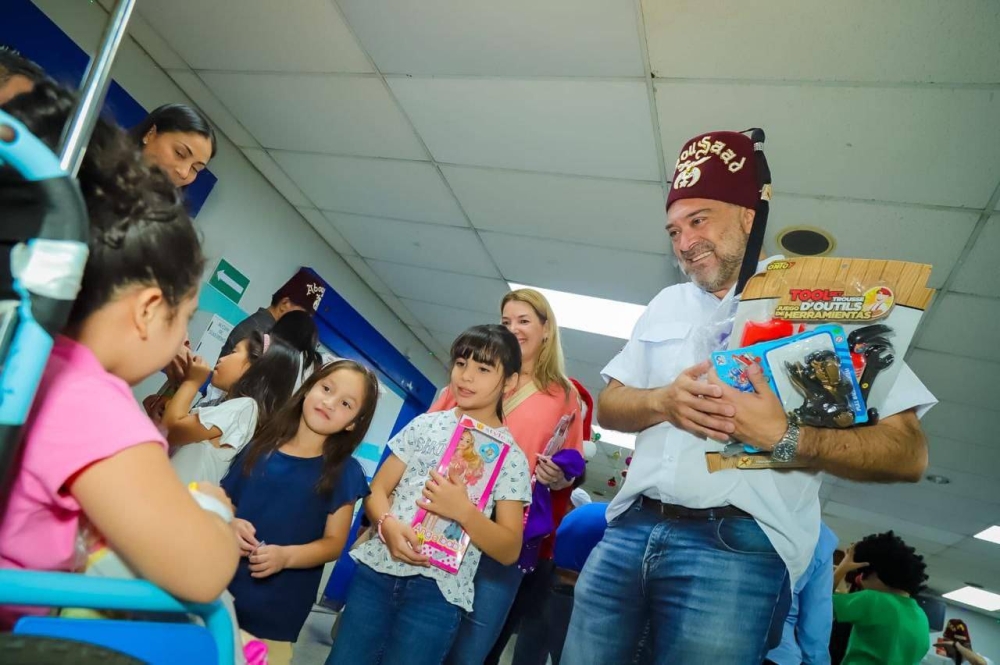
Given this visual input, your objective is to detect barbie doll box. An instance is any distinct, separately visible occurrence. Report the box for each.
[411,415,514,574]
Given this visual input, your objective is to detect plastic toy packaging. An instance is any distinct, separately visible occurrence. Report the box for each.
[713,324,867,430]
[411,415,514,574]
[706,257,935,471]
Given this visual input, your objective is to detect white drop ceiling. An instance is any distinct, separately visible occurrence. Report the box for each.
[94,0,1000,613]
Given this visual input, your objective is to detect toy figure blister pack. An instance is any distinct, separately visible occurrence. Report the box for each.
[713,324,868,431]
[705,257,935,473]
[731,258,934,419]
[411,416,513,574]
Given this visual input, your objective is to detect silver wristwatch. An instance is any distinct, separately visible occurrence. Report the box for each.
[771,422,801,463]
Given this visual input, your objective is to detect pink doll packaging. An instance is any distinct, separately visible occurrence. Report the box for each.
[411,415,513,574]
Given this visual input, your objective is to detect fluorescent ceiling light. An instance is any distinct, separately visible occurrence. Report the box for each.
[943,586,1000,612]
[508,282,644,340]
[974,526,1000,545]
[593,425,636,451]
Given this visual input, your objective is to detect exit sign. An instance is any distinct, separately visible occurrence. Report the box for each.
[208,259,249,304]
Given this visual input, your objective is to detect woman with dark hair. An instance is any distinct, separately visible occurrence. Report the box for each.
[130,103,216,188]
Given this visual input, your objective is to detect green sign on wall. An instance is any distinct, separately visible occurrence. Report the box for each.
[208,258,249,305]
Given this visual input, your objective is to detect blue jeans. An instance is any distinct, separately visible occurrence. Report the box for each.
[561,500,790,665]
[326,564,462,665]
[444,554,524,665]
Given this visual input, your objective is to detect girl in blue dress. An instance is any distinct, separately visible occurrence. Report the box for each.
[222,360,380,656]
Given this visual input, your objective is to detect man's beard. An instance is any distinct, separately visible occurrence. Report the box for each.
[676,231,749,294]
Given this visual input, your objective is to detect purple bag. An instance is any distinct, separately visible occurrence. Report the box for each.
[518,449,585,571]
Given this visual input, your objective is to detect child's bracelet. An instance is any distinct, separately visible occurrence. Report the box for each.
[376,512,396,543]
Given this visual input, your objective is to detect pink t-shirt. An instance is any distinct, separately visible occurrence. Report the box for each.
[0,335,166,582]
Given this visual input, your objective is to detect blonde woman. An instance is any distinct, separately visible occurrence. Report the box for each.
[430,288,585,665]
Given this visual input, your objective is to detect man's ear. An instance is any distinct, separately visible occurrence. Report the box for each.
[132,287,166,340]
[741,206,756,234]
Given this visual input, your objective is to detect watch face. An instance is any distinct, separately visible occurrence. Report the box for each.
[773,441,795,462]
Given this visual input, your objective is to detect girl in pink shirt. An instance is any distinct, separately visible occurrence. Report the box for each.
[0,83,238,626]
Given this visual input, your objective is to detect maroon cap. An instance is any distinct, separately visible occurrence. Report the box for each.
[274,269,325,312]
[666,131,760,211]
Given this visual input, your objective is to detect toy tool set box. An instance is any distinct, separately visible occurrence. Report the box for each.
[411,416,513,574]
[706,257,935,472]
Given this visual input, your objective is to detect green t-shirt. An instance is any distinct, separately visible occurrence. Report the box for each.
[834,590,930,665]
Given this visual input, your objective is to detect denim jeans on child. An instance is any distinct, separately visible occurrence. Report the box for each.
[560,500,790,665]
[444,554,524,665]
[325,564,462,665]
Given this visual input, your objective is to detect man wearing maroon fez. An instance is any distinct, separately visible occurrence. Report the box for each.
[560,131,936,663]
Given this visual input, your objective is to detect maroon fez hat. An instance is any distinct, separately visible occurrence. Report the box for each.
[665,131,761,211]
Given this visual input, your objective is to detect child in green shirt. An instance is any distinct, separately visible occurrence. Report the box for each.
[833,531,930,665]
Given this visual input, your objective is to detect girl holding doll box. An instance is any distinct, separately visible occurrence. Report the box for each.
[326,325,532,665]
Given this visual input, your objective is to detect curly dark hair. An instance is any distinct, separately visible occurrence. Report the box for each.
[2,80,204,324]
[854,530,928,596]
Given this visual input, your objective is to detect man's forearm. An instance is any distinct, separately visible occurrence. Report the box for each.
[596,382,667,433]
[797,410,927,483]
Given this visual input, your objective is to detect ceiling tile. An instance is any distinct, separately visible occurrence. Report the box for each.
[951,535,1000,560]
[924,545,1000,595]
[408,326,450,364]
[928,436,1000,479]
[655,82,1000,209]
[443,166,670,254]
[918,464,1000,506]
[428,328,458,354]
[373,292,419,328]
[908,350,999,414]
[340,0,643,77]
[768,196,977,288]
[952,215,1000,299]
[241,148,310,206]
[480,231,677,304]
[342,256,391,296]
[401,299,492,338]
[327,215,500,279]
[112,3,188,70]
[643,0,1000,85]
[920,401,995,447]
[918,294,1000,362]
[295,208,358,256]
[821,512,954,556]
[560,329,626,369]
[829,482,993,537]
[168,71,258,147]
[271,152,467,225]
[366,261,509,315]
[198,72,425,159]
[136,0,372,73]
[389,78,661,181]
